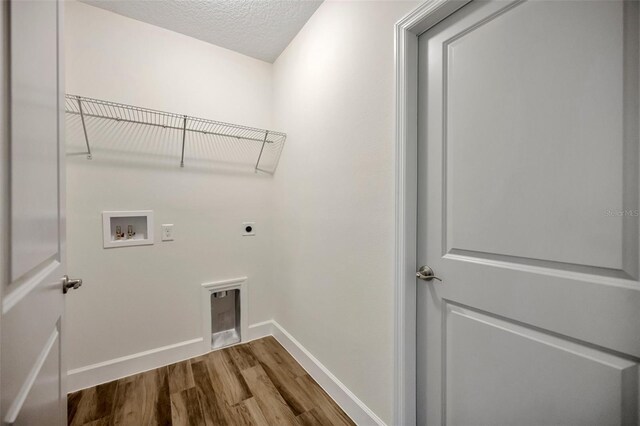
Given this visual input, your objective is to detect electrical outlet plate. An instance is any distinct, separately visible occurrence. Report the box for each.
[242,222,255,236]
[161,224,174,241]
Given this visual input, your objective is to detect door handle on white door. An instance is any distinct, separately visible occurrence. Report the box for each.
[416,266,442,282]
[62,275,83,294]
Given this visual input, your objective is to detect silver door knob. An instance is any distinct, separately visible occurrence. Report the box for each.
[416,266,442,282]
[62,275,83,294]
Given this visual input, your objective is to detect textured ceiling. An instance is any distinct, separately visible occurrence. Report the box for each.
[81,0,323,63]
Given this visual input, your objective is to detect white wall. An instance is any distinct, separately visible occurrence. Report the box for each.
[271,1,419,423]
[66,1,421,422]
[65,1,275,380]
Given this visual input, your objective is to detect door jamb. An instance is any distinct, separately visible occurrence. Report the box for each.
[0,0,8,412]
[393,2,471,424]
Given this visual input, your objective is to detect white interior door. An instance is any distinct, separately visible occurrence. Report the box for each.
[416,0,640,424]
[1,1,70,424]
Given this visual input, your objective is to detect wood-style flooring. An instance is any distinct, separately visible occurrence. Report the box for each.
[68,336,355,426]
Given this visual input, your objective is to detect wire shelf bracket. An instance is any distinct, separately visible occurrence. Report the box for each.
[65,94,287,173]
[76,96,92,160]
[254,131,269,171]
[180,115,187,168]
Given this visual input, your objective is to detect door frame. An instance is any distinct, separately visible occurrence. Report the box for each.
[0,0,8,411]
[393,1,471,424]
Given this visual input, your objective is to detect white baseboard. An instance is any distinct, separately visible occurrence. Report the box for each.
[247,319,276,340]
[67,337,204,393]
[68,320,386,426]
[254,320,386,426]
[68,322,272,393]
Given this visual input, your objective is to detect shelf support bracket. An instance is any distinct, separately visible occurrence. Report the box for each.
[255,131,269,173]
[77,97,92,159]
[180,115,187,167]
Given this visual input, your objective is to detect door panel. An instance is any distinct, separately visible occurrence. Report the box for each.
[1,1,66,424]
[12,328,61,426]
[445,304,637,426]
[446,0,627,271]
[417,1,640,424]
[9,0,60,282]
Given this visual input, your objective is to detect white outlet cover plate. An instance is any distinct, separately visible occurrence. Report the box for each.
[243,222,255,236]
[161,224,174,241]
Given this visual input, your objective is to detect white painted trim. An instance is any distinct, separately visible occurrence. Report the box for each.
[67,337,203,392]
[393,2,471,425]
[5,328,59,424]
[201,276,248,352]
[268,320,385,426]
[246,319,275,340]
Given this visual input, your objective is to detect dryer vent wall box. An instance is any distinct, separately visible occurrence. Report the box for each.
[102,211,154,248]
[210,289,241,349]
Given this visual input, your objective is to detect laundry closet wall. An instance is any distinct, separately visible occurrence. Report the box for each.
[271,1,420,423]
[64,1,275,390]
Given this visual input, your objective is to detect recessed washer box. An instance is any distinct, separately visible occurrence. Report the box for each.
[102,210,154,248]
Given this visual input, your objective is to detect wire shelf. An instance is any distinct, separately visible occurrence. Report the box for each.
[64,94,286,173]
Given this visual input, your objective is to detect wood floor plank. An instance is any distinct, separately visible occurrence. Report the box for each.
[262,337,309,377]
[249,338,317,415]
[155,367,173,425]
[68,337,353,426]
[236,397,270,426]
[111,378,141,425]
[68,380,118,426]
[296,374,355,426]
[67,390,83,425]
[203,348,252,405]
[296,407,335,426]
[94,380,119,420]
[191,360,231,426]
[241,364,298,426]
[171,387,205,426]
[257,361,315,415]
[226,342,260,371]
[167,359,195,394]
[112,367,172,426]
[83,416,113,426]
[250,337,307,378]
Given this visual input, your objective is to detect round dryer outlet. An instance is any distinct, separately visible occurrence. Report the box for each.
[242,222,255,236]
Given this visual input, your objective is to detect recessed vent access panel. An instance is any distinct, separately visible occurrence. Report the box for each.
[210,289,241,349]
